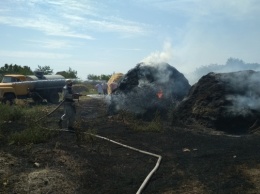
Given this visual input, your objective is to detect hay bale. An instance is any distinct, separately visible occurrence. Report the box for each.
[107,73,124,94]
[173,70,260,134]
[109,62,191,119]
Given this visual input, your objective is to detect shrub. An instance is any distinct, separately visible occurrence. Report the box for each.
[9,126,57,145]
[0,103,58,145]
[0,104,24,122]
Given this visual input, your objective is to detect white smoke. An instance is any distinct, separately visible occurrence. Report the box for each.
[140,41,177,84]
[141,41,174,65]
[220,71,260,114]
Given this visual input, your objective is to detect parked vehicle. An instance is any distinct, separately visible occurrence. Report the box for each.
[0,71,65,104]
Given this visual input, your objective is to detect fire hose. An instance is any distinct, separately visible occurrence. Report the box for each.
[35,93,83,122]
[65,129,162,194]
[84,132,162,194]
[35,100,65,122]
[41,124,162,193]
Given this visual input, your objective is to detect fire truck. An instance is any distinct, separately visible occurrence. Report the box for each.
[0,71,65,104]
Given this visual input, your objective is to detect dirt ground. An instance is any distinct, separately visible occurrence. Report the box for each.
[1,97,260,194]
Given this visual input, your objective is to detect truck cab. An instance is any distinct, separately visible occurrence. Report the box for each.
[0,73,65,104]
[1,75,27,83]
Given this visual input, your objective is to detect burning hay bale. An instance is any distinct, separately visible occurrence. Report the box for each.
[107,62,191,119]
[107,73,124,94]
[172,70,260,134]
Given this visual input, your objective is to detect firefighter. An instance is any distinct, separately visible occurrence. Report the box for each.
[95,83,103,95]
[102,82,108,95]
[59,79,77,130]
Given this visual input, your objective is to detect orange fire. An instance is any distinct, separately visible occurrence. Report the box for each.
[157,89,163,99]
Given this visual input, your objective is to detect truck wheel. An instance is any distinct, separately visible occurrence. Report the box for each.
[2,94,15,105]
[48,92,60,104]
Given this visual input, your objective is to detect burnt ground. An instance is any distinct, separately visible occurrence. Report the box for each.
[1,97,260,194]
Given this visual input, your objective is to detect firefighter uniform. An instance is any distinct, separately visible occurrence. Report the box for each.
[59,79,76,130]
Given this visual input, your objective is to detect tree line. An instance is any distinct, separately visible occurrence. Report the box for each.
[87,74,111,81]
[0,64,111,81]
[188,58,260,84]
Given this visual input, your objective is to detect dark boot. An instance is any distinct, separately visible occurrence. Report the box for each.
[249,119,260,131]
[58,119,62,129]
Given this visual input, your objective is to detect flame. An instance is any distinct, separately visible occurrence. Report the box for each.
[157,89,163,99]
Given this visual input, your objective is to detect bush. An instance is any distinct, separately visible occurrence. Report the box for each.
[9,126,57,145]
[0,103,58,145]
[0,104,24,122]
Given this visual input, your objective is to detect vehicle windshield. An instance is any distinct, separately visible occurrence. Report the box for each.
[1,76,21,83]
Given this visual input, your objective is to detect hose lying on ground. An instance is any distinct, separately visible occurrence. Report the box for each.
[50,128,162,193]
[84,132,162,194]
[56,128,162,194]
[41,124,161,193]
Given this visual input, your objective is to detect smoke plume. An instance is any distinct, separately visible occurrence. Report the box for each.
[220,70,260,114]
[141,41,174,65]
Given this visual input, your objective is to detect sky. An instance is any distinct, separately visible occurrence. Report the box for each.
[0,0,260,82]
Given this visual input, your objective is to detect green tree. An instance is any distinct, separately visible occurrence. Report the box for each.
[56,67,77,78]
[0,63,33,81]
[0,63,33,75]
[100,74,111,81]
[87,74,111,81]
[87,74,98,80]
[35,65,53,75]
[21,66,34,75]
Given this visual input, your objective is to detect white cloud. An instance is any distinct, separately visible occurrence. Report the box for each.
[25,39,73,49]
[0,0,149,39]
[0,15,95,40]
[87,19,148,34]
[0,50,70,59]
[137,0,260,19]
